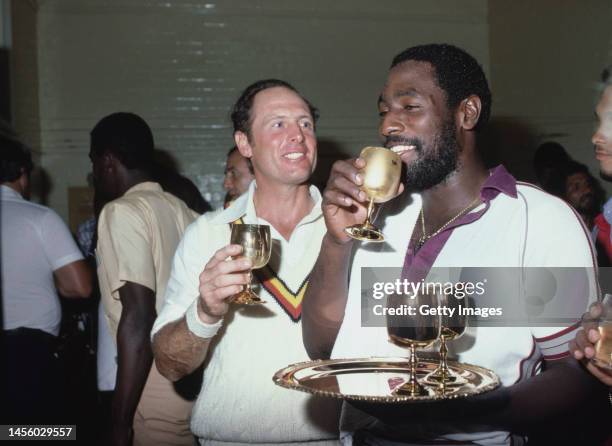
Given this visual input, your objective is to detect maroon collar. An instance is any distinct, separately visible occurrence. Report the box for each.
[480,165,517,202]
[402,165,517,281]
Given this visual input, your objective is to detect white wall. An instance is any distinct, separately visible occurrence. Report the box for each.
[0,0,11,48]
[14,0,489,219]
[10,0,40,163]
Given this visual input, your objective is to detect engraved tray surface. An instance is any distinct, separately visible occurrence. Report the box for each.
[273,357,500,403]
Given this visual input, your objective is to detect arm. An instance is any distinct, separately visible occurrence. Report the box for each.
[53,259,92,297]
[302,234,353,359]
[302,157,403,359]
[111,282,157,446]
[354,356,607,436]
[42,208,92,298]
[152,312,212,383]
[479,356,606,433]
[152,244,251,381]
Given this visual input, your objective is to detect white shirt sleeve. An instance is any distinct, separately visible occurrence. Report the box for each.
[41,208,84,271]
[524,195,598,355]
[151,216,213,336]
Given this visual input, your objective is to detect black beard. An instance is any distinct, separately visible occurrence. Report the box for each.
[401,120,459,192]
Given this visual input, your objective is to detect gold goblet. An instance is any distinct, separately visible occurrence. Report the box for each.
[230,224,272,305]
[386,291,440,396]
[344,146,401,242]
[423,291,469,387]
[591,294,612,370]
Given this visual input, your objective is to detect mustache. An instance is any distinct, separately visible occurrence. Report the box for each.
[384,135,423,152]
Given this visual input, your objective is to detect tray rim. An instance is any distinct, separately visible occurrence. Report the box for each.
[272,356,501,403]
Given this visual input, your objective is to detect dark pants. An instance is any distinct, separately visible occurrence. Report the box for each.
[1,327,65,424]
[96,390,114,445]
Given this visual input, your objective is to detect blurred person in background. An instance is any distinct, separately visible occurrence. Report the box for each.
[571,65,612,388]
[90,112,198,446]
[557,160,610,266]
[223,145,254,206]
[1,134,92,423]
[560,160,603,228]
[533,141,570,196]
[80,152,208,443]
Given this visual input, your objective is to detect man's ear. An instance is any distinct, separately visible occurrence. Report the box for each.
[234,131,253,158]
[101,150,119,173]
[459,95,482,131]
[17,169,30,197]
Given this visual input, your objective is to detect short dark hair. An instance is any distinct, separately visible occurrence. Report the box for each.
[391,44,492,131]
[0,135,33,183]
[561,160,590,178]
[227,145,238,157]
[230,79,319,138]
[227,145,254,174]
[533,141,569,178]
[90,112,154,169]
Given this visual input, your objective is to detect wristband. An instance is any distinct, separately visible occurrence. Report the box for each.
[185,299,223,339]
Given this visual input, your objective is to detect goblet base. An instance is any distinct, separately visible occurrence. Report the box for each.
[344,222,384,242]
[233,290,266,305]
[393,381,430,397]
[422,368,467,387]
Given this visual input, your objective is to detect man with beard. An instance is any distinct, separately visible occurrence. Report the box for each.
[570,66,612,388]
[560,161,600,228]
[558,161,611,266]
[302,44,606,444]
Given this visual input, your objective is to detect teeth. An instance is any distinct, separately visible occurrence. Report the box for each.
[285,152,304,160]
[390,145,415,154]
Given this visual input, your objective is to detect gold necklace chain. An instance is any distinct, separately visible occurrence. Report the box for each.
[417,197,481,251]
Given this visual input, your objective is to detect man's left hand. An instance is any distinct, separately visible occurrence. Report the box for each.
[569,302,612,386]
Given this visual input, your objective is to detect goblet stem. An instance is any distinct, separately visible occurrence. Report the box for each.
[439,336,450,380]
[364,197,375,226]
[398,344,427,396]
[233,270,265,305]
[423,335,466,387]
[393,343,428,396]
[245,272,253,293]
[408,344,420,394]
[343,196,385,242]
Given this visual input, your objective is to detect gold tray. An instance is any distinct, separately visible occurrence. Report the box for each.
[273,357,500,403]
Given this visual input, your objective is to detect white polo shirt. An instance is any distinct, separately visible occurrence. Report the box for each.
[153,182,340,445]
[1,185,84,336]
[332,166,598,445]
